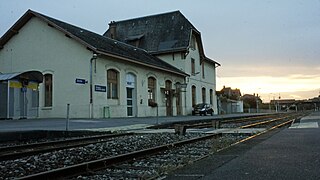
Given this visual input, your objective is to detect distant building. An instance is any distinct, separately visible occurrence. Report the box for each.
[241,94,262,113]
[217,86,243,114]
[218,86,241,100]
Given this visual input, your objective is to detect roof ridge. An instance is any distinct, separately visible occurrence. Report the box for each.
[110,10,181,24]
[30,9,152,54]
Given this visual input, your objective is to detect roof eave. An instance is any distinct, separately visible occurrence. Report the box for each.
[149,47,188,55]
[0,9,35,49]
[32,11,98,52]
[95,49,188,77]
[204,57,221,67]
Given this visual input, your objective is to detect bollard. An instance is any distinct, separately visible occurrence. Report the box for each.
[212,120,220,129]
[212,120,216,129]
[156,105,159,124]
[216,120,220,128]
[174,124,186,135]
[66,104,70,131]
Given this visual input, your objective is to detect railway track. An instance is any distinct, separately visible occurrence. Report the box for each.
[0,133,133,161]
[0,133,205,179]
[6,113,303,180]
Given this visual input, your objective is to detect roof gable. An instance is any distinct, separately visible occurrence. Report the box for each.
[0,10,187,77]
[104,10,220,66]
[104,11,196,53]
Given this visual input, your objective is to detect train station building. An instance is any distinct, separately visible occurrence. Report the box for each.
[0,10,219,119]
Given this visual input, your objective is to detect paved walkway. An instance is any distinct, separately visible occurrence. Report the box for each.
[166,111,320,180]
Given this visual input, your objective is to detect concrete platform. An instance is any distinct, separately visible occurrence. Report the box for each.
[128,127,266,134]
[0,113,268,132]
[290,113,320,129]
[165,111,320,180]
[204,128,266,134]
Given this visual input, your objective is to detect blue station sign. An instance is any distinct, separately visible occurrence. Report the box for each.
[75,78,86,84]
[95,85,106,92]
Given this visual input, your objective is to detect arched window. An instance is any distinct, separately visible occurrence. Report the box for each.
[44,74,52,107]
[165,80,172,90]
[210,89,213,105]
[148,77,156,103]
[191,58,195,75]
[107,69,118,99]
[192,85,196,107]
[202,87,206,103]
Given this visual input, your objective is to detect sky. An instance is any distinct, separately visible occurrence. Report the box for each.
[1,0,319,102]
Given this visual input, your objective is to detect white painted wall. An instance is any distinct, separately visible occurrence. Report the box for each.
[155,35,218,115]
[92,55,185,118]
[0,16,186,118]
[0,17,93,118]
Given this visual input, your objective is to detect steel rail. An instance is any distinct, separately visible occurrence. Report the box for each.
[18,133,222,180]
[239,115,293,129]
[221,114,277,123]
[176,114,279,129]
[175,114,293,131]
[0,132,133,161]
[215,116,300,154]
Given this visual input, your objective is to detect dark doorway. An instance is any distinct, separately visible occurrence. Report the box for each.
[165,80,173,116]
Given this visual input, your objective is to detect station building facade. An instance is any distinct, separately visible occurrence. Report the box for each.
[0,10,219,119]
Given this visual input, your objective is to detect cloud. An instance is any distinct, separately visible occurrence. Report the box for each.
[218,65,320,78]
[217,75,320,101]
[259,89,319,102]
[288,74,320,79]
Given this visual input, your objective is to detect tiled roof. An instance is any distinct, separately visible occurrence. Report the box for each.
[104,11,194,53]
[0,10,188,77]
[103,11,220,66]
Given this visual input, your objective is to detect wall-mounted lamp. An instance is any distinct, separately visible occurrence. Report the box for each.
[91,53,98,60]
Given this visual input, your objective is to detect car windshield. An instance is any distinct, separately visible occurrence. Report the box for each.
[195,104,205,108]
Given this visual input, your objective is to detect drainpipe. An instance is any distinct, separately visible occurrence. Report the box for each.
[184,78,187,115]
[90,53,98,118]
[7,81,10,119]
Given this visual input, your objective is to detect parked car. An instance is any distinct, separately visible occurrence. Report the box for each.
[192,103,214,116]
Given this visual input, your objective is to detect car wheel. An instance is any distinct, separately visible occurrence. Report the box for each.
[203,111,207,116]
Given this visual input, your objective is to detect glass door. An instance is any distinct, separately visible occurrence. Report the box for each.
[127,87,133,116]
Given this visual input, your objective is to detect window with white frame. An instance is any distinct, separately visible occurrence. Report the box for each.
[148,77,156,104]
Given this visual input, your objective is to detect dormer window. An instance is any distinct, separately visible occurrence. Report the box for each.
[190,35,196,50]
[125,34,144,47]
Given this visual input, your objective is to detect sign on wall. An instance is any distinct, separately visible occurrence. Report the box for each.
[95,85,106,92]
[75,78,87,84]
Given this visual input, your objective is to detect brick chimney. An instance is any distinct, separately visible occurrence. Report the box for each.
[108,21,116,39]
